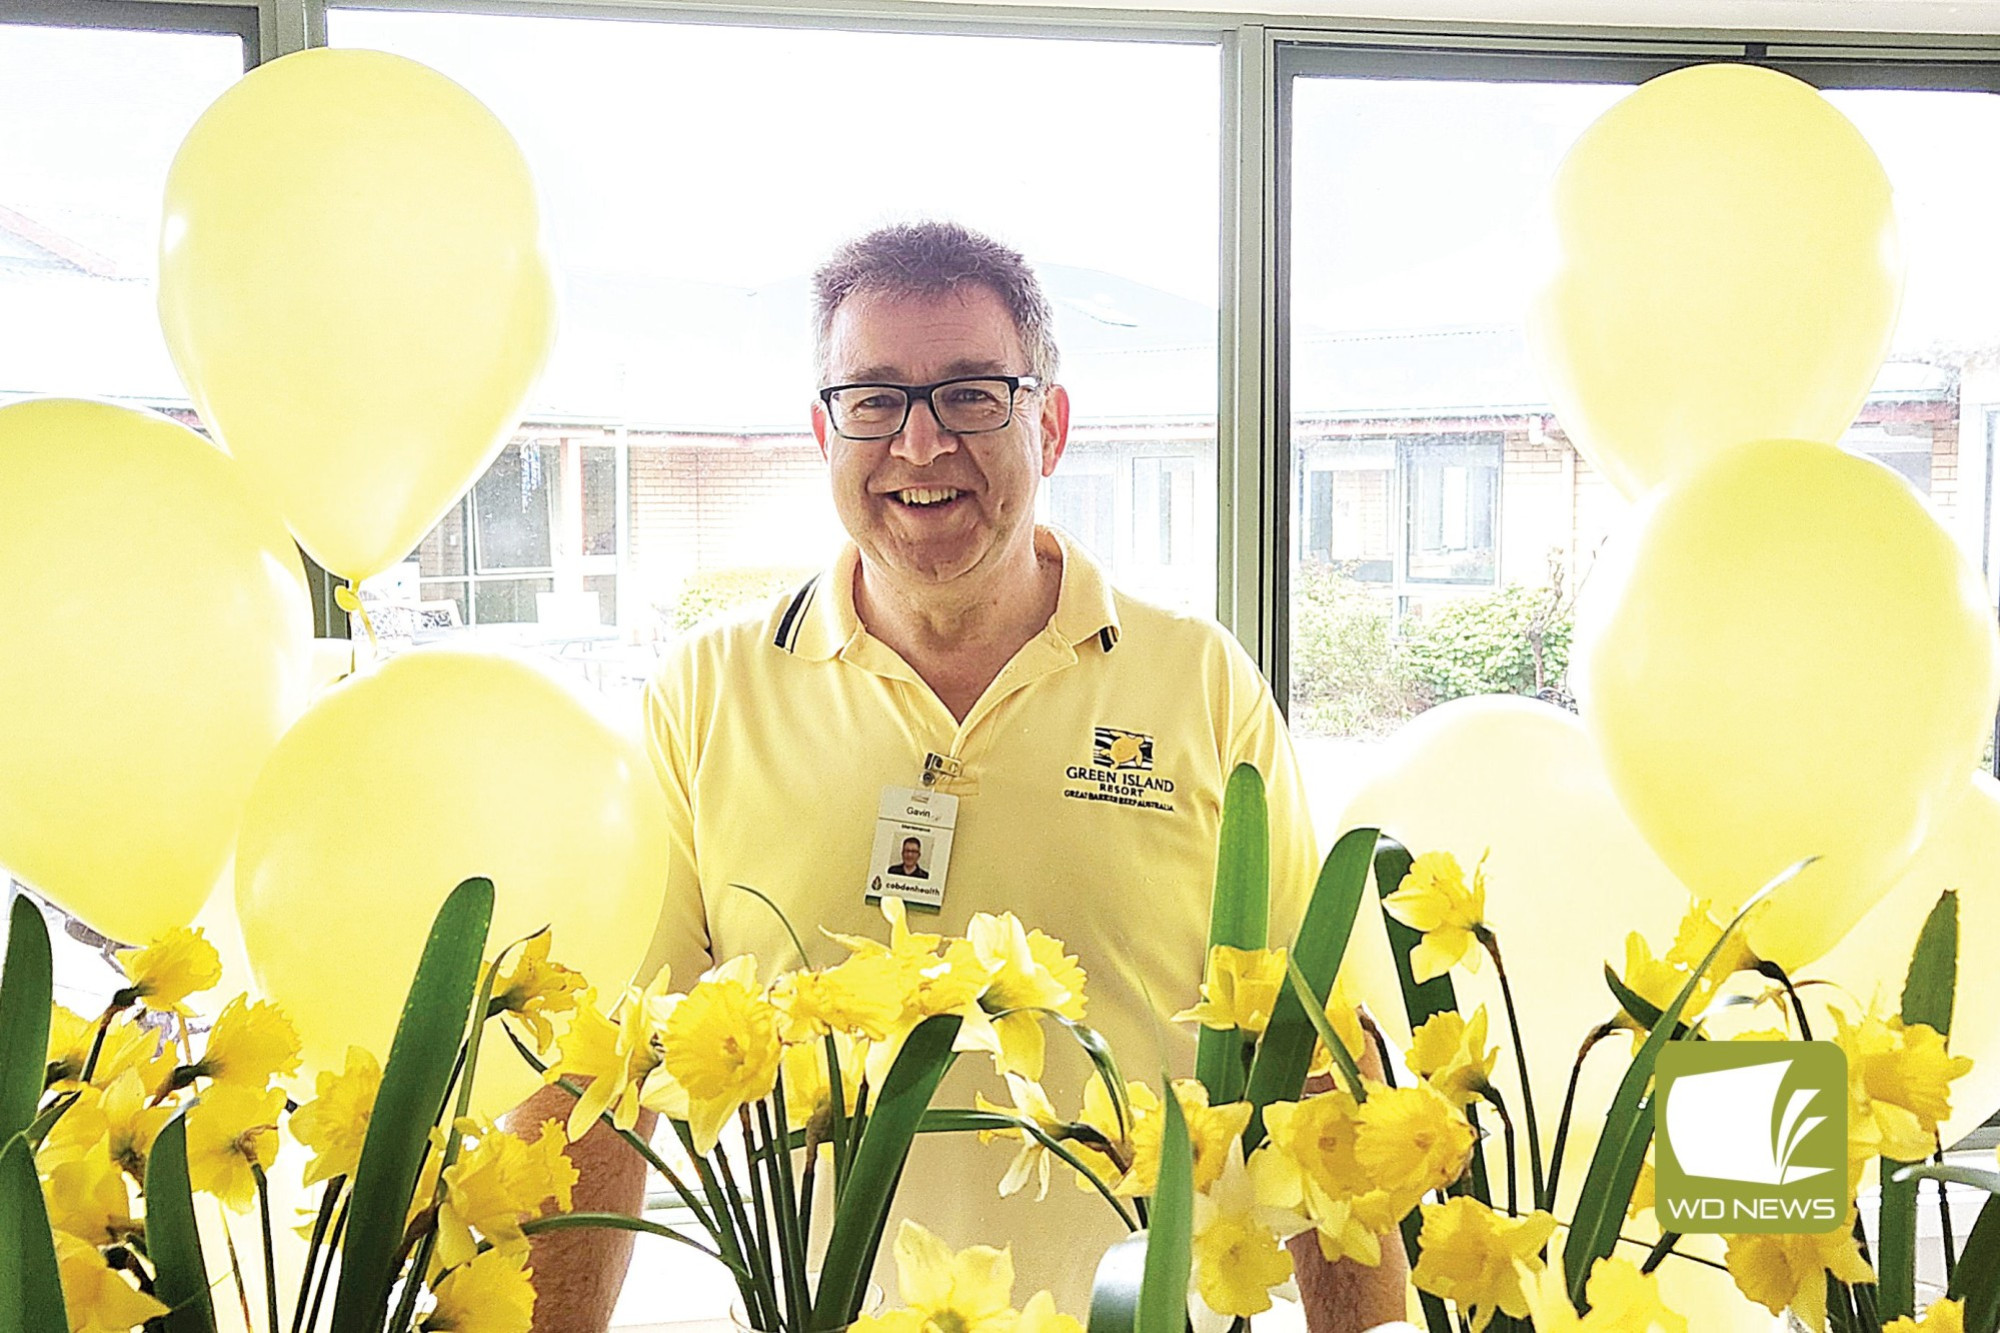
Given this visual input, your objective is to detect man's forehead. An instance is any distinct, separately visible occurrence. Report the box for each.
[825,285,1027,380]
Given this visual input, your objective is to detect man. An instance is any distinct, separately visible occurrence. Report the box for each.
[889,836,928,877]
[520,222,1404,1332]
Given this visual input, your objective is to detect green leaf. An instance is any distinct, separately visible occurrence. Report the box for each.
[812,1013,962,1330]
[143,1115,217,1333]
[0,1138,65,1333]
[1601,964,1692,1042]
[1561,861,1808,1303]
[1085,1233,1149,1333]
[0,897,53,1144]
[1244,826,1377,1149]
[1282,958,1366,1102]
[1136,1079,1193,1333]
[1195,763,1270,1104]
[1947,1191,2000,1333]
[916,1108,1018,1135]
[329,877,494,1333]
[1894,1163,2000,1194]
[1880,889,1960,1321]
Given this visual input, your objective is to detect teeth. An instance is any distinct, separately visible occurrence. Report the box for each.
[896,487,961,506]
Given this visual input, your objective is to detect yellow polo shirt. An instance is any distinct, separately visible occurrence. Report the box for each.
[641,527,1318,1311]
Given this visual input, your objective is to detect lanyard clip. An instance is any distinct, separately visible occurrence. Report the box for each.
[921,752,963,788]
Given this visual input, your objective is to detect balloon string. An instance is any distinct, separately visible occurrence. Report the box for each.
[332,581,379,654]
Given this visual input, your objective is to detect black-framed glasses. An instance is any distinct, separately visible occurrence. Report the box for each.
[818,374,1043,440]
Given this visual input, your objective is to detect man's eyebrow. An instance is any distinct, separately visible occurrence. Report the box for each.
[837,358,1014,383]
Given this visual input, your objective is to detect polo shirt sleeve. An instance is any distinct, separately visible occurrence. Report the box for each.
[638,642,716,990]
[1221,639,1321,953]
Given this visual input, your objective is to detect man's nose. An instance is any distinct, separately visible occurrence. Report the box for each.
[889,394,960,466]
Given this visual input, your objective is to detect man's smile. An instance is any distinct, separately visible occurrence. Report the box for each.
[887,485,968,509]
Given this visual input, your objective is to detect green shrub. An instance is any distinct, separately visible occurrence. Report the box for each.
[658,565,816,634]
[1289,563,1421,737]
[1400,582,1573,707]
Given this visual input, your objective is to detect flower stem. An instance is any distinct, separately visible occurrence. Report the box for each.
[1754,960,1814,1041]
[1477,1085,1518,1219]
[762,1094,811,1328]
[1543,1020,1618,1211]
[291,1174,345,1333]
[253,1166,281,1333]
[1639,1232,1681,1274]
[1481,930,1546,1208]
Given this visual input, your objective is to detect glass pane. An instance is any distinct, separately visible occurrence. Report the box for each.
[1047,469,1115,556]
[583,572,617,626]
[417,498,471,578]
[472,576,554,626]
[472,440,555,572]
[331,7,1219,715]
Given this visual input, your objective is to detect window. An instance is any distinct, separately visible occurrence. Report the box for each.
[329,8,1220,708]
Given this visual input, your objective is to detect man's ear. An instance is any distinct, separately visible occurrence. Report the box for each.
[1039,384,1071,477]
[810,399,832,461]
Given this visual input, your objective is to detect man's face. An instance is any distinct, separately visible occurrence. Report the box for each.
[901,840,921,871]
[812,284,1069,589]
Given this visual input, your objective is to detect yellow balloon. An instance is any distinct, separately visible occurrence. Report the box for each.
[1576,439,1999,969]
[236,649,669,1117]
[0,399,312,944]
[159,48,556,582]
[1812,771,2000,1146]
[1334,695,1688,1208]
[1529,63,1902,500]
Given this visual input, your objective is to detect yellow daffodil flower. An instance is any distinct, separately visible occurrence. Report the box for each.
[548,966,676,1141]
[1666,898,1758,979]
[780,1028,865,1138]
[42,1070,172,1186]
[1173,946,1288,1037]
[829,900,996,1088]
[1833,1006,1970,1174]
[53,1230,168,1333]
[1410,1196,1558,1333]
[770,952,905,1045]
[1884,1298,1966,1333]
[435,1118,579,1269]
[1070,1074,1157,1195]
[189,995,301,1090]
[885,1219,1019,1333]
[1016,1290,1084,1333]
[185,1082,285,1210]
[975,1073,1068,1200]
[1616,932,1698,1034]
[1250,1091,1407,1267]
[1382,851,1489,983]
[422,1244,537,1333]
[1724,1221,1875,1332]
[43,1143,137,1246]
[115,927,221,1016]
[489,930,586,1055]
[1190,1144,1301,1326]
[960,912,1088,1080]
[1519,1256,1687,1333]
[1407,1007,1498,1107]
[1306,981,1369,1081]
[290,1045,382,1187]
[45,1007,165,1094]
[656,957,782,1154]
[1118,1080,1252,1197]
[1354,1081,1477,1198]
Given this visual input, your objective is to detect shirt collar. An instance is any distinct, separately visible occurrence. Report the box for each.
[786,525,1121,662]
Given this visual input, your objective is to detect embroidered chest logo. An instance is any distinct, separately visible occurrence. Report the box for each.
[1064,725,1179,813]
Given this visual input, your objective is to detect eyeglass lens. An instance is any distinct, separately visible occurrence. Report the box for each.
[828,379,1015,438]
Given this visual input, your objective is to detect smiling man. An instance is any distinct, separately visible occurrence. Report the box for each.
[524,223,1403,1333]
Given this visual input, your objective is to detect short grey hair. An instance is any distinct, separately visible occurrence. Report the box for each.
[812,221,1059,384]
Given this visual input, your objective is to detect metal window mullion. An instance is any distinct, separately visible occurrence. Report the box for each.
[1216,22,1284,693]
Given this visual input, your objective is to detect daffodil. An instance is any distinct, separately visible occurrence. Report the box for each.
[883,1219,1019,1333]
[1616,932,1696,1034]
[975,1073,1068,1200]
[1409,1196,1558,1333]
[1118,1080,1252,1197]
[188,995,301,1090]
[45,1007,165,1093]
[290,1046,382,1187]
[654,956,782,1154]
[1016,1290,1084,1333]
[42,1143,137,1245]
[53,1230,167,1333]
[1666,898,1758,980]
[1173,946,1288,1036]
[781,1028,865,1139]
[115,926,221,1015]
[770,952,906,1045]
[41,1070,172,1186]
[957,911,1087,1080]
[1306,981,1369,1080]
[1407,1007,1498,1107]
[1723,1222,1874,1332]
[1518,1256,1686,1333]
[185,1082,285,1210]
[435,1118,579,1268]
[1070,1074,1157,1194]
[829,899,996,1087]
[1833,1006,1970,1174]
[1382,851,1488,983]
[547,966,675,1140]
[1190,1143,1300,1327]
[489,929,586,1054]
[1354,1081,1477,1197]
[1884,1298,1966,1333]
[423,1244,537,1333]
[1251,1091,1407,1266]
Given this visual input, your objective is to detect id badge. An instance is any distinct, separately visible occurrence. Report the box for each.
[867,785,957,912]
